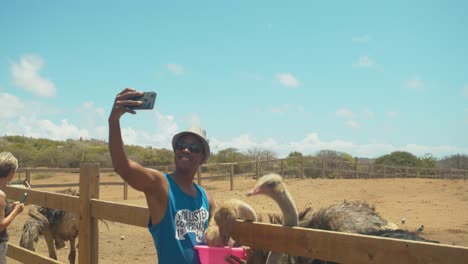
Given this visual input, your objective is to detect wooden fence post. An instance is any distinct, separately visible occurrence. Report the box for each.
[90,164,100,264]
[230,164,234,191]
[25,169,31,185]
[281,159,284,177]
[300,157,304,179]
[255,160,259,179]
[383,166,386,178]
[79,163,100,264]
[260,161,263,177]
[321,159,325,178]
[355,158,358,179]
[338,160,342,179]
[123,181,128,200]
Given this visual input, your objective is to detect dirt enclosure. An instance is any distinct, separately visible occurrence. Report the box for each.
[7,176,468,264]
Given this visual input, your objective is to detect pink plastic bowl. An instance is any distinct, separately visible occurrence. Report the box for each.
[195,245,246,264]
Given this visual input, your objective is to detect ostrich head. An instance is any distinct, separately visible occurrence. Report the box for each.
[214,206,238,245]
[247,173,286,198]
[247,173,298,227]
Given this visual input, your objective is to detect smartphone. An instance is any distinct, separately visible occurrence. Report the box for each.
[128,92,157,110]
[20,192,28,204]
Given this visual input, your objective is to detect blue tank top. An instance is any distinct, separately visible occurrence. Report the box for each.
[148,173,210,264]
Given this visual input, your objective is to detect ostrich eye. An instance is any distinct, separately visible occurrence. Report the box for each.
[265,181,276,188]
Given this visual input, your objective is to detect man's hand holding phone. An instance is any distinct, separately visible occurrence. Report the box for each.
[110,89,157,121]
[128,91,157,110]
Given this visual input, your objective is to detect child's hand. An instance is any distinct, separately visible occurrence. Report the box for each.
[12,202,25,214]
[10,201,20,209]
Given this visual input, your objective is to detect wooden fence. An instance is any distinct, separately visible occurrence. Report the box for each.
[12,157,468,200]
[6,164,468,263]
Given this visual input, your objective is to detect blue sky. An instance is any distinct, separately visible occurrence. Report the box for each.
[1,0,467,159]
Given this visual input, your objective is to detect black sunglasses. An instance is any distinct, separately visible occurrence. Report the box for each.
[175,141,203,154]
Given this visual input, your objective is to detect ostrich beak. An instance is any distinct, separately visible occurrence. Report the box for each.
[246,187,260,196]
[245,188,256,196]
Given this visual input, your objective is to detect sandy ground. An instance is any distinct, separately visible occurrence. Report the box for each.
[6,177,468,263]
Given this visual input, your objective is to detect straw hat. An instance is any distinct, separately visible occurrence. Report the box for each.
[172,126,210,164]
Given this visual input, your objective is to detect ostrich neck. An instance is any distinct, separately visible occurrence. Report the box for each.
[266,252,283,264]
[272,190,298,226]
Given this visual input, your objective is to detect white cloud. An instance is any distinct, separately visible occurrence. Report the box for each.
[270,104,292,114]
[167,63,184,75]
[210,134,256,153]
[276,73,300,88]
[149,111,179,146]
[405,76,424,90]
[352,56,374,68]
[10,117,90,140]
[123,111,180,149]
[362,108,374,118]
[1,105,180,149]
[387,111,400,118]
[270,106,286,114]
[213,132,468,159]
[11,54,56,97]
[462,85,468,97]
[465,108,468,124]
[0,93,25,119]
[346,120,360,129]
[78,101,105,118]
[75,101,107,138]
[296,105,305,113]
[352,35,372,43]
[336,108,353,118]
[403,144,463,158]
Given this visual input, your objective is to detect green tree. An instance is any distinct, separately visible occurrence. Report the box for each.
[316,149,354,163]
[438,154,468,169]
[287,151,303,158]
[212,148,245,163]
[419,153,436,168]
[375,151,423,167]
[245,147,277,161]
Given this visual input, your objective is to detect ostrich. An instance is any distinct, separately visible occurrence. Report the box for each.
[246,173,298,264]
[205,198,257,247]
[245,174,438,264]
[20,188,79,264]
[299,200,398,234]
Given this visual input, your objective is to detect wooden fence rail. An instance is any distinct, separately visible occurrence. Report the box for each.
[232,221,468,264]
[13,157,468,200]
[6,163,468,263]
[17,157,468,184]
[7,244,61,264]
